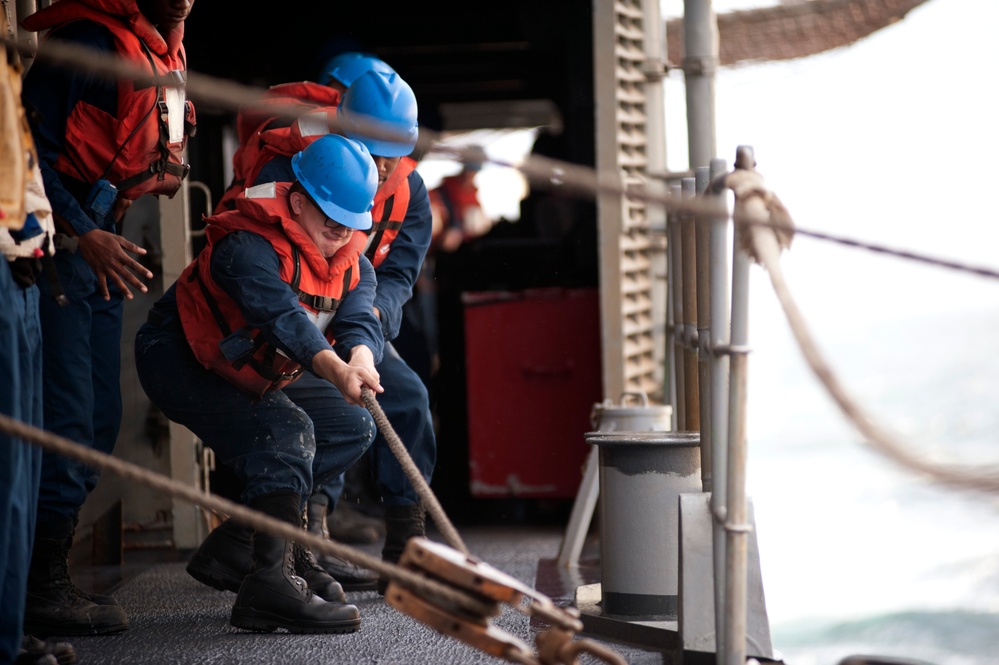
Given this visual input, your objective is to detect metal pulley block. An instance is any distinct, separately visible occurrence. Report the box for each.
[386,584,537,663]
[385,537,627,665]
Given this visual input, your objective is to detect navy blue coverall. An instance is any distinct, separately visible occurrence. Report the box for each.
[134,231,384,503]
[256,156,436,508]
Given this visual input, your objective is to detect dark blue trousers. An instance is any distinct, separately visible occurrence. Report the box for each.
[0,263,43,661]
[36,249,122,529]
[135,319,375,506]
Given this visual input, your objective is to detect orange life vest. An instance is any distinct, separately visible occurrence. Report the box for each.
[22,0,196,200]
[216,82,340,214]
[365,157,417,268]
[175,183,364,398]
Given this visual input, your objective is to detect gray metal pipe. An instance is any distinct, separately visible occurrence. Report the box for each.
[683,0,719,170]
[667,184,684,432]
[680,178,700,431]
[694,166,712,491]
[724,169,753,665]
[15,0,38,66]
[707,156,731,659]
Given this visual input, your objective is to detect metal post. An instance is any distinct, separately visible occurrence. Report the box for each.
[694,166,712,491]
[707,157,731,658]
[683,0,719,171]
[723,186,752,665]
[14,1,38,69]
[664,186,683,432]
[159,182,204,550]
[668,184,685,432]
[680,177,699,431]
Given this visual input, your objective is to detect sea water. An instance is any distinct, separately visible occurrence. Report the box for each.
[746,305,999,665]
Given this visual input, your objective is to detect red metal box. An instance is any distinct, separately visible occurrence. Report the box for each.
[462,287,602,498]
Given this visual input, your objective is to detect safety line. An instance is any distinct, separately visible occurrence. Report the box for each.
[361,387,469,555]
[729,182,999,495]
[0,412,496,618]
[9,32,999,497]
[8,33,999,283]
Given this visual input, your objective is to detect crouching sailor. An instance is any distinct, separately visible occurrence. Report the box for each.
[134,134,384,633]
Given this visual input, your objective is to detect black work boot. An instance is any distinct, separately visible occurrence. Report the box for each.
[17,635,76,665]
[306,494,378,591]
[328,502,383,544]
[185,518,254,593]
[292,544,347,603]
[24,525,129,636]
[230,492,360,634]
[378,504,426,595]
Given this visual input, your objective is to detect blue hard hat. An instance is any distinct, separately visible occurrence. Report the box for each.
[322,52,394,89]
[337,70,419,158]
[291,135,378,231]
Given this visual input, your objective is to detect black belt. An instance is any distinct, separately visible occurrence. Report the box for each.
[147,308,182,333]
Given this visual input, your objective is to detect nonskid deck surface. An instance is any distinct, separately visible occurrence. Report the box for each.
[61,525,668,664]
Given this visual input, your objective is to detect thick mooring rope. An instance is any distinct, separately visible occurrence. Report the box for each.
[0,412,495,617]
[361,387,469,555]
[731,180,999,495]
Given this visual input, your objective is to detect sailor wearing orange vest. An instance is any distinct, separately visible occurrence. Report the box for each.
[213,52,395,215]
[134,135,383,634]
[19,0,196,637]
[252,69,434,594]
[186,67,434,593]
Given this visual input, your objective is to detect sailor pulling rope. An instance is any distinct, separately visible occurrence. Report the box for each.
[0,398,627,665]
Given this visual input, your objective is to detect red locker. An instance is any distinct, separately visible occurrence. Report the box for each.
[462,287,602,498]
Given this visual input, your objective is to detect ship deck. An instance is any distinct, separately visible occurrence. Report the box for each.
[64,524,674,664]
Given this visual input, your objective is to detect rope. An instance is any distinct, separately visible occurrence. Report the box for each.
[0,413,624,662]
[361,386,469,555]
[9,2,999,530]
[741,209,999,495]
[8,32,999,285]
[748,218,999,282]
[0,412,495,618]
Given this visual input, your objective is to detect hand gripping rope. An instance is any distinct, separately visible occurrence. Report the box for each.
[0,394,628,665]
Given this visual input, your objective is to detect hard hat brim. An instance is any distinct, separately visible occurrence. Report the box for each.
[292,156,374,231]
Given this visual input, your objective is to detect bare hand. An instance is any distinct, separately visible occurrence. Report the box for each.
[312,347,383,406]
[76,228,153,300]
[333,362,383,406]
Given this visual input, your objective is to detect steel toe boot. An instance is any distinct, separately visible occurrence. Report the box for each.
[291,543,347,603]
[328,501,383,544]
[17,635,76,665]
[186,518,254,592]
[24,526,129,636]
[13,651,57,665]
[306,494,378,591]
[187,513,348,602]
[230,492,360,634]
[378,503,426,595]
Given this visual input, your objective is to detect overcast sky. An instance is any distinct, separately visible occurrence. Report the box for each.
[663,0,999,333]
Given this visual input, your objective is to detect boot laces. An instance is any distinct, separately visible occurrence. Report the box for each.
[284,546,312,596]
[45,542,91,602]
[293,544,326,577]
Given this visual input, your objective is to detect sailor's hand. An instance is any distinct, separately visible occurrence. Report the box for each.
[348,345,378,373]
[342,345,382,404]
[338,363,383,406]
[313,348,383,405]
[77,228,152,300]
